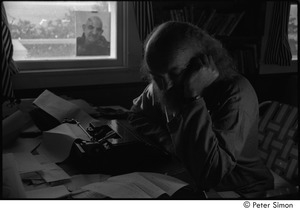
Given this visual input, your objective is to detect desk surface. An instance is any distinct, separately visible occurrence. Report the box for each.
[2,117,203,199]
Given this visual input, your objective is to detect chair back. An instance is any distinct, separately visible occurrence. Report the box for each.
[258,101,298,185]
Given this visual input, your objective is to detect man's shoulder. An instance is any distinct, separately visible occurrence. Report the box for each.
[224,74,254,93]
[225,75,259,110]
[95,36,110,47]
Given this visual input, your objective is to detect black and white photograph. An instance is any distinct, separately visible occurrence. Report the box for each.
[75,11,111,56]
[1,0,298,208]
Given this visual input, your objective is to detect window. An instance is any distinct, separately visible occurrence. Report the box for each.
[4,1,119,69]
[288,4,297,60]
[3,1,143,88]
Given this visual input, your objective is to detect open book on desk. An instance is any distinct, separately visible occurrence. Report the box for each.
[77,172,188,199]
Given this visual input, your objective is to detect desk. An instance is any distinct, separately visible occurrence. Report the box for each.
[4,95,297,199]
[2,117,205,199]
[2,96,200,199]
[1,96,238,199]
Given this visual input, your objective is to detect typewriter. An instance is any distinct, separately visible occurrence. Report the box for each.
[30,107,170,175]
[68,119,170,175]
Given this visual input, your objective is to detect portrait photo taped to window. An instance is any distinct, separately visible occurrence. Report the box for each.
[75,11,110,56]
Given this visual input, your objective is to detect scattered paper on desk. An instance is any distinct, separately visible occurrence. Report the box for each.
[33,89,80,121]
[21,123,41,133]
[217,191,241,198]
[37,123,88,163]
[65,174,110,192]
[12,152,45,174]
[2,135,41,154]
[69,99,98,115]
[137,172,189,196]
[33,154,52,165]
[71,189,106,199]
[84,181,153,198]
[82,172,188,198]
[21,171,44,183]
[2,153,26,198]
[37,163,71,183]
[107,172,168,198]
[33,89,95,128]
[25,185,70,199]
[2,110,32,144]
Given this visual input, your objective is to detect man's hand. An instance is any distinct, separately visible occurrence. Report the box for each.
[183,55,219,98]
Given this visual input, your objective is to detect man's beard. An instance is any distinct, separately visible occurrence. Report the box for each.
[152,81,184,114]
[86,34,100,44]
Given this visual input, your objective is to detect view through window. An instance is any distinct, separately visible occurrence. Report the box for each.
[288,4,297,60]
[3,1,117,61]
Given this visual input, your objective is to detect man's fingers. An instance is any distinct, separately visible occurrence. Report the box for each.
[201,55,217,74]
[201,56,219,81]
[198,56,204,68]
[208,55,219,79]
[208,55,217,70]
[203,54,210,66]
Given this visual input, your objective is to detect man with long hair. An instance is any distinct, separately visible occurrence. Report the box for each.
[128,21,273,195]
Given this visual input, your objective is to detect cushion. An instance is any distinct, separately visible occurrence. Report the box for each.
[258,101,298,185]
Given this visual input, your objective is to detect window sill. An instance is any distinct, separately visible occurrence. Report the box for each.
[12,67,143,89]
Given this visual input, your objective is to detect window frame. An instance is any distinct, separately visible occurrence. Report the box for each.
[10,1,143,89]
[288,3,298,61]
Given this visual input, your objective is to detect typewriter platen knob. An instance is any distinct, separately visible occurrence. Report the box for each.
[102,142,111,150]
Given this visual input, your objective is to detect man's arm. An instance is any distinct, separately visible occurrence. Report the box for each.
[167,93,255,190]
[128,84,174,154]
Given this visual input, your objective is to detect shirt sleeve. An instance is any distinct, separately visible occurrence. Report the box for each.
[128,84,174,153]
[167,96,247,190]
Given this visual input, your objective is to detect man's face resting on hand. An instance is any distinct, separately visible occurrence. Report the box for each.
[146,40,219,115]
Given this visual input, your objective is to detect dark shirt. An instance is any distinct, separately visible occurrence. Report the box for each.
[128,74,274,194]
[76,34,110,56]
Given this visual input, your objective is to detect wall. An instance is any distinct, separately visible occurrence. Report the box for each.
[16,73,297,109]
[13,1,297,108]
[249,73,298,106]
